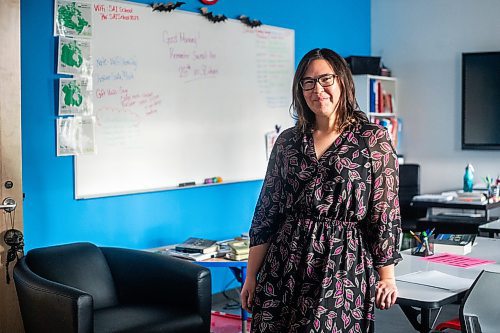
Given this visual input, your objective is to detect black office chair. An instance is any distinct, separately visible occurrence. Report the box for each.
[435,270,500,332]
[399,164,427,232]
[14,242,212,333]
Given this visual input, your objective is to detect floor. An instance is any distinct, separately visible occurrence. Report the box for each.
[211,289,461,333]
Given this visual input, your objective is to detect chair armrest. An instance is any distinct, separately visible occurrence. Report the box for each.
[13,257,93,333]
[101,247,211,328]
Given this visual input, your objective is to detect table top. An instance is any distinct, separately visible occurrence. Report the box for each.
[195,257,248,268]
[396,237,500,308]
[147,244,248,267]
[411,197,500,210]
[479,219,500,232]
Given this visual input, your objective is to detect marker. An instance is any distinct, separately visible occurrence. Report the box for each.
[421,231,432,255]
[421,231,429,248]
[178,181,195,187]
[410,231,424,253]
[409,230,422,244]
[203,177,223,184]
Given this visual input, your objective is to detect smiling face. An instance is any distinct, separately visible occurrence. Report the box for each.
[301,59,341,125]
[292,48,365,133]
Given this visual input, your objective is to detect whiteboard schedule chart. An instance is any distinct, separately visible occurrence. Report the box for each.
[75,1,295,199]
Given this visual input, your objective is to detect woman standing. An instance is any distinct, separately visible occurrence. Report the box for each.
[241,48,402,333]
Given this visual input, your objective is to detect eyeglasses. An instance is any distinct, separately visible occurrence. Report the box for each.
[300,74,337,91]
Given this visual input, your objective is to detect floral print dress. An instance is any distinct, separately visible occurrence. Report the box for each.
[249,123,402,333]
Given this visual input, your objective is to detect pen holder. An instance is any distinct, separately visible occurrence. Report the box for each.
[410,238,434,257]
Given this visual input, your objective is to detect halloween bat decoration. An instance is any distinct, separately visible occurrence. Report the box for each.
[151,2,185,12]
[200,7,227,23]
[238,15,262,28]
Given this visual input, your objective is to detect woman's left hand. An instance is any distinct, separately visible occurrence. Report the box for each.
[375,278,398,310]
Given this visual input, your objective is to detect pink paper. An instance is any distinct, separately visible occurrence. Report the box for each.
[420,253,496,268]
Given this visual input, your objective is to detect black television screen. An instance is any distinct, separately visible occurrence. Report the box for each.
[462,52,500,150]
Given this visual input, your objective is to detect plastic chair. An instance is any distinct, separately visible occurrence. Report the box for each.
[435,270,500,332]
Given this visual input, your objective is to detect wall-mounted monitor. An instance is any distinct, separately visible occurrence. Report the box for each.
[462,51,500,150]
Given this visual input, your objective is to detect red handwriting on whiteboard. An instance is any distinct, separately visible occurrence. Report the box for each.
[94,3,139,21]
[95,86,128,99]
[162,31,199,47]
[120,91,162,115]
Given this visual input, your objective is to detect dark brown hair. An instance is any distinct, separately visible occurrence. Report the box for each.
[291,48,368,132]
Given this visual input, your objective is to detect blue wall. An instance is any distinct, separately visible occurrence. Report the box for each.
[20,0,371,293]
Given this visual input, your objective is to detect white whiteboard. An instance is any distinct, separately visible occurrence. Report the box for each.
[75,0,295,199]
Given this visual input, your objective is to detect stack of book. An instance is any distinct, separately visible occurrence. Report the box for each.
[225,239,250,261]
[432,234,476,255]
[375,117,400,148]
[166,237,219,261]
[369,79,395,114]
[455,191,487,203]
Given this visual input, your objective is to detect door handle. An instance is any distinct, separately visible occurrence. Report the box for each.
[0,197,16,212]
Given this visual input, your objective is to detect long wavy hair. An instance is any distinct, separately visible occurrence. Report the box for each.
[291,48,368,133]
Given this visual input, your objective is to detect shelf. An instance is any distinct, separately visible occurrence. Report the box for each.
[368,112,396,117]
[353,74,400,151]
[361,74,397,82]
[412,199,500,211]
[419,217,490,225]
[353,74,397,115]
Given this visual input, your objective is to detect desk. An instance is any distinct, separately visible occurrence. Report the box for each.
[396,237,500,333]
[411,198,500,234]
[478,219,500,238]
[194,259,249,333]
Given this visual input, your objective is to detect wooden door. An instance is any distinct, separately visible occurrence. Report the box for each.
[0,0,24,332]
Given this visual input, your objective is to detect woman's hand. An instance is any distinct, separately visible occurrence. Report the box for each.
[240,276,257,313]
[375,278,398,310]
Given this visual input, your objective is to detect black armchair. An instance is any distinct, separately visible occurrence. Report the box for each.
[14,242,211,333]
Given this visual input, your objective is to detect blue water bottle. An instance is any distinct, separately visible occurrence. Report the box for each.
[463,163,474,192]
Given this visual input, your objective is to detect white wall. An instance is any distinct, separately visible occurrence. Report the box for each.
[371,0,500,193]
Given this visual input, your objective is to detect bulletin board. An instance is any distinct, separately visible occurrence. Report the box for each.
[74,0,295,199]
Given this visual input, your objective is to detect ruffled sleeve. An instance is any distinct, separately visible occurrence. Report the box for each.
[249,132,287,247]
[365,126,402,268]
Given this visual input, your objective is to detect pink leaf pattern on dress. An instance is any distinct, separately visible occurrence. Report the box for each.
[342,311,351,328]
[262,300,280,308]
[326,318,333,330]
[322,276,332,288]
[346,289,354,301]
[264,282,276,296]
[333,245,344,256]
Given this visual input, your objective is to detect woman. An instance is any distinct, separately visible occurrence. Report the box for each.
[241,48,402,333]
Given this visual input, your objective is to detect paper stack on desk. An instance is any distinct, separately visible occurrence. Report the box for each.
[456,191,487,203]
[226,239,250,261]
[396,270,474,292]
[412,194,454,202]
[161,248,218,261]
